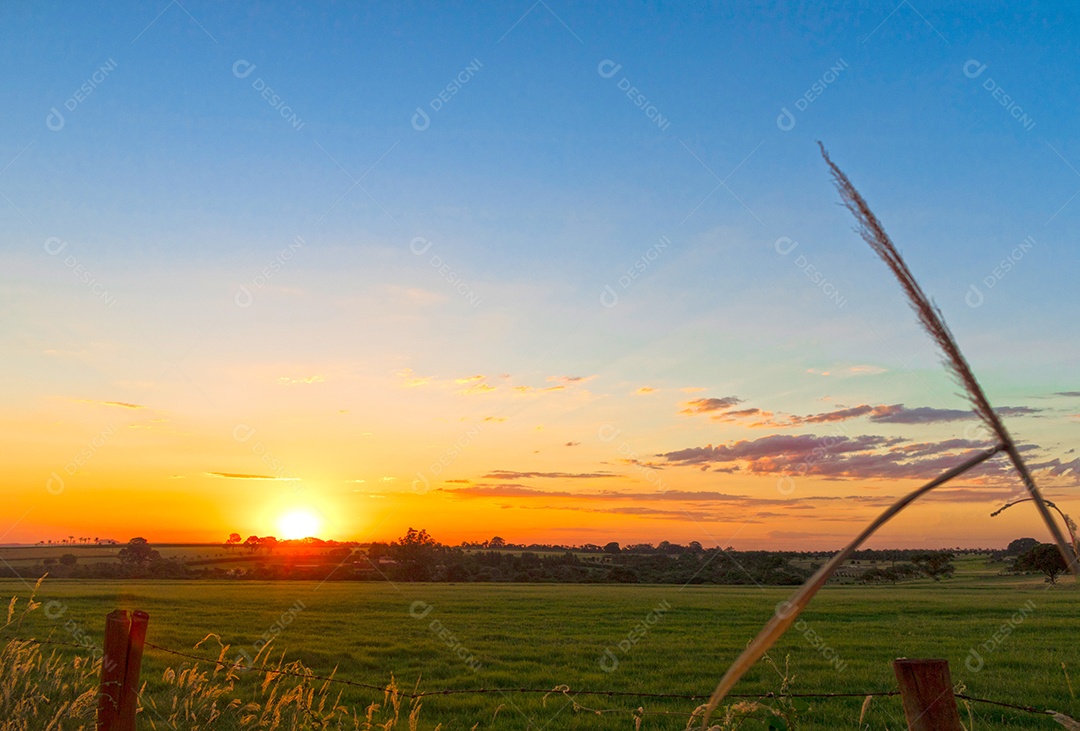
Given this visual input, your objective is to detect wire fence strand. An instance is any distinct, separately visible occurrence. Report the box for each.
[2,631,1064,718]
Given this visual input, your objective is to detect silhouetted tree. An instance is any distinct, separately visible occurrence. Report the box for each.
[1014,543,1068,584]
[118,537,160,566]
[1005,537,1040,556]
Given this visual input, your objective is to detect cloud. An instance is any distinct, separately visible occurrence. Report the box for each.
[808,365,887,377]
[1054,391,1080,398]
[440,484,896,508]
[454,375,486,384]
[76,399,146,410]
[635,386,655,395]
[482,470,613,480]
[565,442,580,447]
[277,375,323,385]
[458,382,496,394]
[713,401,1045,429]
[680,397,742,415]
[847,365,888,375]
[994,406,1043,417]
[657,433,1013,481]
[868,405,972,424]
[548,375,591,385]
[396,368,431,387]
[206,472,295,480]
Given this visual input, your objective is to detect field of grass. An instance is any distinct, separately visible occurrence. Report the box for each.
[1,557,1076,729]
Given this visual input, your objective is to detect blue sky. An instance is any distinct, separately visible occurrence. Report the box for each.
[1,2,1078,546]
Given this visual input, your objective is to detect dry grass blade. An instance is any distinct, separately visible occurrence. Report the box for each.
[818,142,1078,575]
[700,446,1002,726]
[858,694,873,728]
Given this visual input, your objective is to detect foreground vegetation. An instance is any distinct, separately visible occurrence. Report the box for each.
[1,555,1076,730]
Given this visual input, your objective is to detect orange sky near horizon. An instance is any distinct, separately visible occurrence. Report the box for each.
[5,363,1077,551]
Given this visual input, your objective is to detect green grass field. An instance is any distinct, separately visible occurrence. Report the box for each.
[2,557,1076,729]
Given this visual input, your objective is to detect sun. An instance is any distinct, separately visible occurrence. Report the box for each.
[278,510,321,540]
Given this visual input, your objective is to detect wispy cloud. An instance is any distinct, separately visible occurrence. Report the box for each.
[277,375,324,385]
[206,472,296,480]
[395,368,431,388]
[680,396,743,415]
[76,399,146,410]
[657,433,1013,481]
[483,469,614,480]
[682,398,1042,428]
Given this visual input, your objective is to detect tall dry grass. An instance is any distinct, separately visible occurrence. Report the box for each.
[0,583,440,731]
[698,146,1080,726]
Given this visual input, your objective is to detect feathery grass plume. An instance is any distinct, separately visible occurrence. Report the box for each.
[700,446,1002,726]
[991,498,1080,557]
[818,142,1078,576]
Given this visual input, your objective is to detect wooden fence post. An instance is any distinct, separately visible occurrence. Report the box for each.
[97,610,149,731]
[892,658,963,731]
[97,610,129,731]
[118,611,149,730]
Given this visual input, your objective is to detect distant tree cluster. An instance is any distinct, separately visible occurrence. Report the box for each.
[1010,542,1069,584]
[358,529,812,585]
[9,532,1055,586]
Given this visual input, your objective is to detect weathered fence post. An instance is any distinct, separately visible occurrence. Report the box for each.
[892,658,963,731]
[97,610,149,731]
[97,610,129,731]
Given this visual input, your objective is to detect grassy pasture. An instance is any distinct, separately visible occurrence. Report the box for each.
[1,559,1076,730]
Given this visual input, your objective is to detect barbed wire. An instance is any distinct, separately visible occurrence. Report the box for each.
[1,631,1064,718]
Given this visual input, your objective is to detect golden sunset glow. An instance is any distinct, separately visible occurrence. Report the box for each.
[1,4,1077,554]
[278,510,322,540]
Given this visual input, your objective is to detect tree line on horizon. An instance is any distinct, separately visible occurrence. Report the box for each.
[3,531,1067,585]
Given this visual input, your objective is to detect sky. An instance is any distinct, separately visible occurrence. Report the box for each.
[1,2,1078,549]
